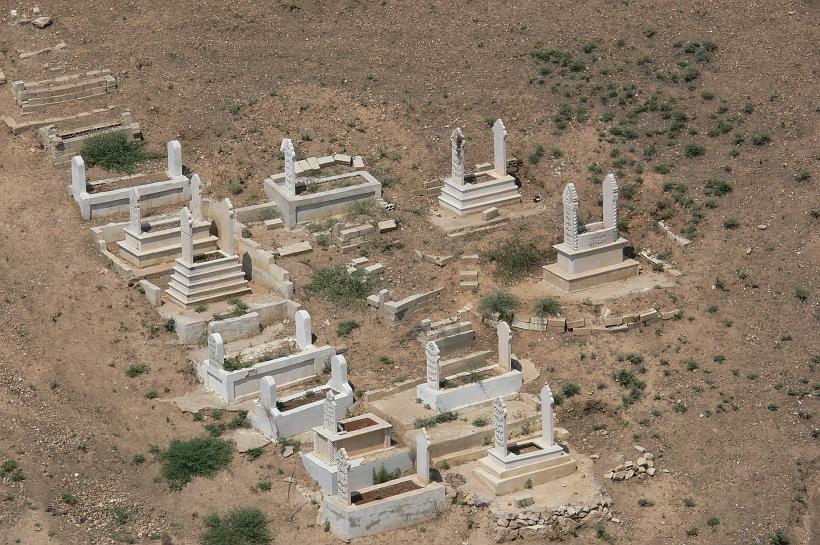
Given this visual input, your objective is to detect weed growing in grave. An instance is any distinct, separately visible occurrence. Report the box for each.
[305,266,374,306]
[372,466,401,484]
[163,318,176,332]
[79,131,163,173]
[246,447,264,461]
[125,363,149,378]
[336,320,361,336]
[201,507,271,545]
[154,436,233,490]
[482,238,546,281]
[346,199,374,219]
[479,291,520,324]
[472,416,488,427]
[533,297,562,318]
[413,411,457,429]
[204,410,249,437]
[195,304,208,313]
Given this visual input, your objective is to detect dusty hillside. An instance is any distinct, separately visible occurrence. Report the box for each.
[0,1,817,544]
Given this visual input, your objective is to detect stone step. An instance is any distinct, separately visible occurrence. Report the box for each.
[166,284,252,309]
[168,269,247,293]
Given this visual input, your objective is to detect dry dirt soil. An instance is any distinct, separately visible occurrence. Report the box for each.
[0,1,818,544]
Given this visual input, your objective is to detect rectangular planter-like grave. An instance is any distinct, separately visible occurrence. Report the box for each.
[416,365,523,413]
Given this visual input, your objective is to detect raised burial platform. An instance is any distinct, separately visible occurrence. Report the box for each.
[165,251,250,309]
[37,111,141,165]
[263,140,381,226]
[437,121,521,216]
[542,175,638,291]
[11,69,117,112]
[474,389,576,495]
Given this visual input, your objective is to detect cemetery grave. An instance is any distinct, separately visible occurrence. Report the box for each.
[0,4,816,545]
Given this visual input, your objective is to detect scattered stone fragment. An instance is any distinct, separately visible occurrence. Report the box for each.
[32,16,53,29]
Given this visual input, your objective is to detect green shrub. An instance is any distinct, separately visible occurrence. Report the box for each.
[769,529,790,545]
[163,318,176,332]
[79,131,163,173]
[684,143,705,157]
[479,292,520,324]
[304,266,374,306]
[201,507,271,545]
[533,297,562,318]
[156,436,233,490]
[482,239,546,281]
[751,132,771,146]
[472,416,488,427]
[703,178,733,196]
[562,383,581,397]
[795,287,808,301]
[336,320,361,336]
[528,145,545,165]
[125,363,149,378]
[722,217,740,229]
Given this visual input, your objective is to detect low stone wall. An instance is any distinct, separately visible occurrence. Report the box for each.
[199,344,334,402]
[171,299,295,344]
[490,497,614,542]
[73,175,190,220]
[239,238,294,298]
[323,478,447,541]
[367,288,444,324]
[252,385,354,440]
[302,447,414,496]
[480,307,681,334]
[416,367,523,413]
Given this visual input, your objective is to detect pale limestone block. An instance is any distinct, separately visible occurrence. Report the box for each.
[295,309,312,349]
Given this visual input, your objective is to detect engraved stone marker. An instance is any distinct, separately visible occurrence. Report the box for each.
[336,448,351,504]
[280,138,296,196]
[260,376,277,411]
[128,188,141,234]
[295,309,312,349]
[603,173,619,233]
[179,207,194,265]
[167,140,182,177]
[324,389,337,432]
[71,156,86,199]
[562,183,580,250]
[425,341,441,390]
[493,397,508,457]
[451,128,465,185]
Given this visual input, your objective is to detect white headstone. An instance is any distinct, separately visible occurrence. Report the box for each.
[540,384,555,447]
[208,332,224,368]
[603,173,619,232]
[497,320,512,371]
[179,207,194,265]
[167,140,182,178]
[415,428,431,485]
[128,188,141,235]
[450,128,465,185]
[280,138,296,196]
[260,376,277,411]
[190,173,203,221]
[330,354,349,391]
[377,289,391,308]
[223,198,235,256]
[295,309,312,349]
[71,156,86,200]
[425,341,441,390]
[492,119,508,177]
[336,448,351,504]
[323,389,337,432]
[492,397,508,457]
[562,183,580,250]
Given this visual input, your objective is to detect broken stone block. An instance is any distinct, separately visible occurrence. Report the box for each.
[276,241,312,257]
[377,219,397,233]
[350,256,369,267]
[515,495,534,508]
[460,270,478,280]
[352,155,365,169]
[363,263,384,275]
[547,317,566,332]
[604,314,622,327]
[566,318,585,330]
[333,153,352,165]
[316,155,335,167]
[264,218,284,230]
[482,207,499,221]
[32,16,53,28]
[647,467,657,476]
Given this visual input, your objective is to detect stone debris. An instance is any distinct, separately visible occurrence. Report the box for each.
[606,448,660,481]
[491,498,614,543]
[32,16,53,29]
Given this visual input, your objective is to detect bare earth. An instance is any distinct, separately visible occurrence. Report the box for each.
[0,1,817,545]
